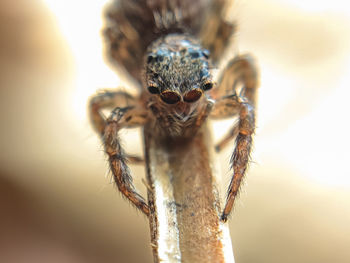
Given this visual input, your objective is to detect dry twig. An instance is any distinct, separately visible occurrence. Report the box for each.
[145,122,235,263]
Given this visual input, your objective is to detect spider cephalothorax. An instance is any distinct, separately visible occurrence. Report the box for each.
[145,34,213,105]
[143,34,215,137]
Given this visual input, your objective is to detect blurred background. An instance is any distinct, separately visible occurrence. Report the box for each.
[1,0,350,262]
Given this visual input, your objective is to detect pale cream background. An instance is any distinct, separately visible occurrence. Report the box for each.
[0,0,349,262]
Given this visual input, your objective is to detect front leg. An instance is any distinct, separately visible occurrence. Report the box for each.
[211,54,258,104]
[221,102,255,222]
[89,91,144,164]
[210,54,258,222]
[104,106,150,216]
[89,90,136,135]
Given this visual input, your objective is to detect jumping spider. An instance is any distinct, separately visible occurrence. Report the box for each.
[89,0,258,222]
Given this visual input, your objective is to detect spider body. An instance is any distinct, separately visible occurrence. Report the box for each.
[145,34,213,137]
[89,0,258,222]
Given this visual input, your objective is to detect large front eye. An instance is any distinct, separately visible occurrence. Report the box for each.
[160,91,181,104]
[183,89,202,103]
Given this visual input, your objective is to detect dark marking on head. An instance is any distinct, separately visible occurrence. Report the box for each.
[190,51,200,59]
[180,48,187,55]
[147,54,155,63]
[156,55,164,62]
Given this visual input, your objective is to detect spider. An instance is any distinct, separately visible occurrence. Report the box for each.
[89,0,258,222]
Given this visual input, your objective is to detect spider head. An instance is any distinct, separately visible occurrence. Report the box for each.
[145,35,213,106]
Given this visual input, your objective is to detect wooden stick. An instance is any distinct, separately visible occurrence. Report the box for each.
[144,122,235,263]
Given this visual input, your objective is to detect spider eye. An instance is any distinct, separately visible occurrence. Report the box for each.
[203,82,213,91]
[202,49,210,59]
[147,54,156,63]
[184,89,203,103]
[160,91,181,104]
[147,85,159,94]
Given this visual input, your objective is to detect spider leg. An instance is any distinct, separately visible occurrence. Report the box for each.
[210,94,240,152]
[212,54,258,103]
[221,102,255,222]
[200,1,235,62]
[104,106,150,216]
[89,91,144,163]
[209,54,258,222]
[187,99,214,137]
[89,90,136,135]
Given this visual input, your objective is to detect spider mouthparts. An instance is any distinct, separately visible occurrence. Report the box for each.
[174,102,193,119]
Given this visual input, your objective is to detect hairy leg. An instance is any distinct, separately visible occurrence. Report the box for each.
[209,54,258,222]
[89,90,136,135]
[221,102,255,222]
[89,91,144,164]
[210,94,240,152]
[104,106,150,215]
[212,54,258,103]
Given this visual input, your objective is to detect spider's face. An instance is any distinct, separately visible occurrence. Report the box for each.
[145,35,213,107]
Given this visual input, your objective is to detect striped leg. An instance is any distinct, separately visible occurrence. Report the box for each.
[104,106,150,215]
[210,54,258,222]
